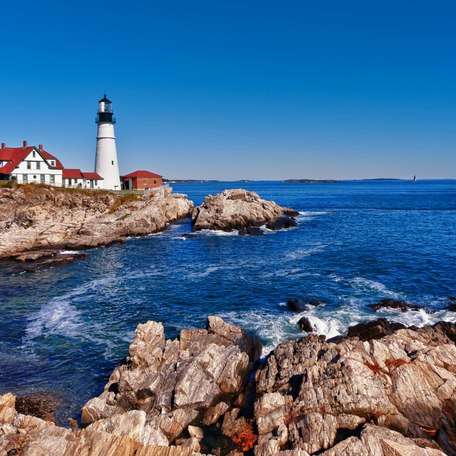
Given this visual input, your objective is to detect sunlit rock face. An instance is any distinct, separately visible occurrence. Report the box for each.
[192,189,298,233]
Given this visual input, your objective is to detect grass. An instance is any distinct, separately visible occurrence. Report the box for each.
[108,192,141,213]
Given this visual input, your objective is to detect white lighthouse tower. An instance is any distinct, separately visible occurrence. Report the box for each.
[95,95,121,190]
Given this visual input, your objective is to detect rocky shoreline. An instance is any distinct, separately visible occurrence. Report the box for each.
[1,317,455,455]
[0,185,194,267]
[0,187,299,270]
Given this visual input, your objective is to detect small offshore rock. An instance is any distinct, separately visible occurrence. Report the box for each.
[238,227,264,236]
[265,216,297,230]
[297,317,313,333]
[368,298,421,313]
[287,298,326,312]
[181,233,198,239]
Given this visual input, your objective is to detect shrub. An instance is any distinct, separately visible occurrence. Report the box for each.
[108,192,141,213]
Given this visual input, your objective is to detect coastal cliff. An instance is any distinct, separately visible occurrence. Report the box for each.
[1,317,454,455]
[0,185,193,262]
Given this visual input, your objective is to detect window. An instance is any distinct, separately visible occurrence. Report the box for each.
[36,161,41,170]
[143,179,147,185]
[32,151,36,157]
[153,179,157,185]
[33,175,37,179]
[22,174,28,182]
[111,160,114,165]
[27,162,31,169]
[68,179,72,185]
[50,175,55,184]
[40,175,45,183]
[50,160,55,166]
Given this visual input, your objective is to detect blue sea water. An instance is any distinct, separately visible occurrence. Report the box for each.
[1,179,456,425]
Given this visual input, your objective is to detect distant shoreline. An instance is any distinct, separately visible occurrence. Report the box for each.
[163,178,450,184]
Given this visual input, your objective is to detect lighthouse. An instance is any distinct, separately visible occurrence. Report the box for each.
[95,95,121,190]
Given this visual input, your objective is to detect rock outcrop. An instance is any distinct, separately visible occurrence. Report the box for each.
[0,185,193,260]
[81,316,261,453]
[1,318,455,455]
[191,189,298,233]
[254,323,456,455]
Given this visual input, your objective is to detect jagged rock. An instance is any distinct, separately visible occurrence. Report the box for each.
[297,317,313,333]
[368,298,422,313]
[0,393,203,455]
[0,186,193,260]
[2,319,456,455]
[191,189,298,232]
[320,424,446,455]
[254,323,456,455]
[346,318,406,341]
[82,316,261,449]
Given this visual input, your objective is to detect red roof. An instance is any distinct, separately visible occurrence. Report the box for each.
[122,170,162,179]
[62,169,83,179]
[81,172,103,180]
[0,145,64,175]
[40,150,64,169]
[0,146,34,174]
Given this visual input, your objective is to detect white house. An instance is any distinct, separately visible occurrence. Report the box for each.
[0,141,103,189]
[0,141,64,186]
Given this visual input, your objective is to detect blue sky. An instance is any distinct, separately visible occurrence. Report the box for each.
[1,0,455,179]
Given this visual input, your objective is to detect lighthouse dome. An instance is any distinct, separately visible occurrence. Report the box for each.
[99,94,112,104]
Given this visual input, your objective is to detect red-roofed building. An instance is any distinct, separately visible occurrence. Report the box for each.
[121,170,162,191]
[63,169,104,189]
[0,141,64,186]
[0,141,104,189]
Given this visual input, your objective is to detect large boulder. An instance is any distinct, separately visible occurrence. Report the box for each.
[191,189,298,232]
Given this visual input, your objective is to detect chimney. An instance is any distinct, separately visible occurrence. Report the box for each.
[23,140,28,147]
[1,143,5,149]
[39,144,43,151]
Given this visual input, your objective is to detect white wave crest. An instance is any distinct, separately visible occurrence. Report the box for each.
[350,277,401,299]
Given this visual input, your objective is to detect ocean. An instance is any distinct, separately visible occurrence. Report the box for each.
[1,179,455,425]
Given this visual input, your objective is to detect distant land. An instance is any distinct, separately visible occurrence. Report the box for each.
[163,179,221,184]
[284,179,340,183]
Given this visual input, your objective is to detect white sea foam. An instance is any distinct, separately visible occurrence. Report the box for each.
[298,211,328,216]
[24,298,85,342]
[350,277,401,298]
[285,244,326,260]
[197,229,240,237]
[217,292,456,357]
[185,266,226,280]
[59,250,81,255]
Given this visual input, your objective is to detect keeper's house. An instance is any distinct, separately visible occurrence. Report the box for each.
[121,170,162,190]
[0,141,103,189]
[0,141,64,186]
